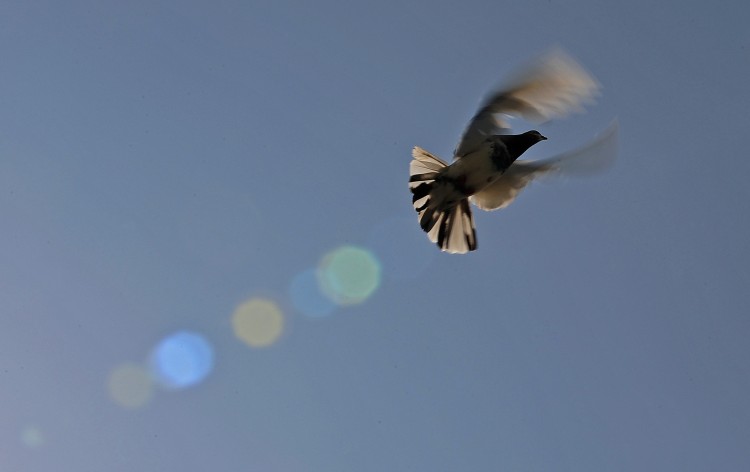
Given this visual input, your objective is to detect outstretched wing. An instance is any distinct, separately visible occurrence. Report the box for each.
[454,48,600,158]
[470,120,619,211]
[469,161,554,211]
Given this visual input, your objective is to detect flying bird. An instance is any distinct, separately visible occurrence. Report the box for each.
[409,49,618,254]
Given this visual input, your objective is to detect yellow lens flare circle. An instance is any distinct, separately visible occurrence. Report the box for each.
[108,363,154,409]
[232,298,284,348]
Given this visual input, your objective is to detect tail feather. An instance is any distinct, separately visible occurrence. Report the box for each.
[410,146,449,177]
[409,146,477,254]
[435,199,477,254]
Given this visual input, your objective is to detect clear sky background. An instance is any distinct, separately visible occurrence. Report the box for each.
[2,1,749,470]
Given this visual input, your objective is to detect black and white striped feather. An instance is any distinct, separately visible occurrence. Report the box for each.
[409,147,477,254]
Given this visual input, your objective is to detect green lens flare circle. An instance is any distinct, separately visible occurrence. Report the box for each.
[319,246,381,305]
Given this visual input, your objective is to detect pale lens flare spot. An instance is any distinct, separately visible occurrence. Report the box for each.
[20,426,44,449]
[289,269,336,318]
[232,298,284,347]
[108,363,154,409]
[149,332,214,389]
[318,246,381,305]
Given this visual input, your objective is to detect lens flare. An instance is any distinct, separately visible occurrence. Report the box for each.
[108,363,154,408]
[318,246,381,305]
[20,426,44,448]
[149,332,214,389]
[232,298,284,347]
[289,269,336,318]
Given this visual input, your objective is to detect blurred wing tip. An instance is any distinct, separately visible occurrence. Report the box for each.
[499,49,603,123]
[546,118,621,176]
[598,118,620,139]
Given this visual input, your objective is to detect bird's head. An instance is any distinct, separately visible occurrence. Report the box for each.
[526,130,547,142]
[498,130,548,162]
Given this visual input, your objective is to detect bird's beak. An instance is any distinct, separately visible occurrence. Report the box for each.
[540,135,547,140]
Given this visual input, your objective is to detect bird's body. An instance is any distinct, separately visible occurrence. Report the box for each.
[449,133,546,193]
[409,49,618,254]
[414,132,546,211]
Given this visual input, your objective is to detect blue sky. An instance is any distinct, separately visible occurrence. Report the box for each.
[2,0,749,470]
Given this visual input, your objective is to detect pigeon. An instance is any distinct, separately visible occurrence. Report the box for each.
[409,49,618,254]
